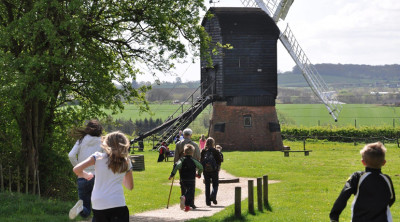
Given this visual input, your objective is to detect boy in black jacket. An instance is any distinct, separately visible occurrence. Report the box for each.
[169,144,203,212]
[330,142,395,222]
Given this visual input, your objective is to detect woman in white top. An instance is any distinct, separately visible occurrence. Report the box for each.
[68,120,103,220]
[73,131,134,222]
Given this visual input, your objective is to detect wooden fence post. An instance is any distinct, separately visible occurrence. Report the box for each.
[0,163,3,192]
[263,175,268,209]
[235,187,241,218]
[25,166,29,194]
[257,177,263,212]
[248,180,254,214]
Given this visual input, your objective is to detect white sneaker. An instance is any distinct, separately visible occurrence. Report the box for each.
[69,199,83,219]
[180,196,185,210]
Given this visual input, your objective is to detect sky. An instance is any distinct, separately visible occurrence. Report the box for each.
[136,0,400,82]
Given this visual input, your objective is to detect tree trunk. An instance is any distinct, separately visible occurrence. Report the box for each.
[18,98,46,194]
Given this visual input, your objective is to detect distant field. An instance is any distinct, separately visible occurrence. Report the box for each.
[108,103,400,128]
[276,104,400,127]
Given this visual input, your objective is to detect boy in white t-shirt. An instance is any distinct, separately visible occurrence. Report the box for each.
[73,131,134,222]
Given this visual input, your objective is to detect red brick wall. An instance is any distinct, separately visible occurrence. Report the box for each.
[209,102,283,151]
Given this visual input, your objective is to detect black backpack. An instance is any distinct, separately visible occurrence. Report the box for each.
[202,149,217,173]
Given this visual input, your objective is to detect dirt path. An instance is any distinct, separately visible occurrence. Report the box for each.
[130,169,279,222]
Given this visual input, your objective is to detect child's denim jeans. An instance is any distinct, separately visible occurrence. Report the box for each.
[77,177,95,218]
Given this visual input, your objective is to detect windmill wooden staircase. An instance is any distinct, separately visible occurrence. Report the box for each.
[130,82,213,150]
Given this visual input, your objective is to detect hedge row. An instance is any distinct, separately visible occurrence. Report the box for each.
[281,126,400,143]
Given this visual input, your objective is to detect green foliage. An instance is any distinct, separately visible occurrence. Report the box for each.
[0,0,210,198]
[282,126,400,142]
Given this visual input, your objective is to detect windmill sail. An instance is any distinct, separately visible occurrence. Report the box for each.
[240,0,342,121]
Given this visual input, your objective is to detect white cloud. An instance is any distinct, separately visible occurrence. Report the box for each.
[137,0,400,81]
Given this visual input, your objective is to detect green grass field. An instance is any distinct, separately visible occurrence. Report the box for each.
[2,141,399,221]
[190,141,400,221]
[276,104,400,127]
[109,103,400,128]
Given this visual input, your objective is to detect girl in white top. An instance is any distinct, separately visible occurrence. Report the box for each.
[68,120,103,219]
[73,131,134,222]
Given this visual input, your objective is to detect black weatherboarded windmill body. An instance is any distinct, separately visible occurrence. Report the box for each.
[130,1,341,151]
[202,7,284,151]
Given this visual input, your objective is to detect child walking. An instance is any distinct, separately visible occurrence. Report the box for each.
[330,142,395,222]
[199,134,206,150]
[73,131,134,222]
[169,144,203,212]
[68,120,103,220]
[201,137,222,206]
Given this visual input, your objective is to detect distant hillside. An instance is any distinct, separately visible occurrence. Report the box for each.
[278,64,400,87]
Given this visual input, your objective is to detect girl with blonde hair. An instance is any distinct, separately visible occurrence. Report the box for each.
[73,131,134,222]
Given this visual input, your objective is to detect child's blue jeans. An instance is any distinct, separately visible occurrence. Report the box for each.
[77,177,95,218]
[204,171,219,203]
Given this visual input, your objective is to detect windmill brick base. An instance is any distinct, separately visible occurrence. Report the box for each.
[209,102,283,151]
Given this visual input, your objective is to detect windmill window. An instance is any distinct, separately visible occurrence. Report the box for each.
[214,123,225,132]
[244,115,252,127]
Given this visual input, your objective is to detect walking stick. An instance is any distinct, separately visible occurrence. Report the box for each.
[167,177,175,209]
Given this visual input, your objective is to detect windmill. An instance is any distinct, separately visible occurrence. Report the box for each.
[239,0,342,121]
[130,0,342,151]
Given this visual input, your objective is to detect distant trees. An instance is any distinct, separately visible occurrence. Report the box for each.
[103,117,163,136]
[280,64,400,87]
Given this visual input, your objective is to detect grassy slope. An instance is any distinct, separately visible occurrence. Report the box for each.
[190,141,400,221]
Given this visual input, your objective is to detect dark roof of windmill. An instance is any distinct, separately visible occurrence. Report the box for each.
[203,7,280,36]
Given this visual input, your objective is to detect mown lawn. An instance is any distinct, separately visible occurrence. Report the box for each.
[190,141,400,221]
[1,141,399,221]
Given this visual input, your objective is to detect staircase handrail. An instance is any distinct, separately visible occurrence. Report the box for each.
[153,80,215,143]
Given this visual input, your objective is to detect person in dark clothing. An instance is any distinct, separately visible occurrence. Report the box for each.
[157,142,169,162]
[330,142,395,222]
[169,144,203,212]
[200,137,222,206]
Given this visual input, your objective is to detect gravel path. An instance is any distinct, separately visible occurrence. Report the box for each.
[130,169,279,222]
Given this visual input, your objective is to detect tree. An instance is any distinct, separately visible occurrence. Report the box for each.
[0,0,209,194]
[175,77,182,84]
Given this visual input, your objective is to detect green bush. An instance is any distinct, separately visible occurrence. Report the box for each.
[282,126,400,143]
